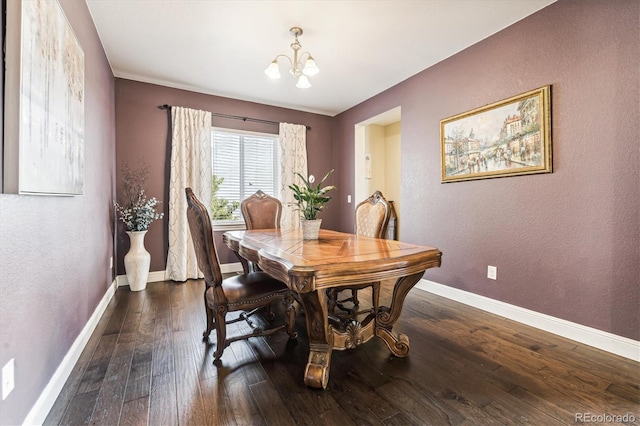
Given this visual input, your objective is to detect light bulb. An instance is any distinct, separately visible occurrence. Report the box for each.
[264,60,281,79]
[296,74,311,89]
[302,56,319,76]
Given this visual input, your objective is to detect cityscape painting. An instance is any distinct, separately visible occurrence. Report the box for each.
[440,86,551,183]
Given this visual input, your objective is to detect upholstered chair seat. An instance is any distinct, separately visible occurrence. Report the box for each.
[210,272,288,304]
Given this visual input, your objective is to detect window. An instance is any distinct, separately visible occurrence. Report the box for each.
[211,128,279,226]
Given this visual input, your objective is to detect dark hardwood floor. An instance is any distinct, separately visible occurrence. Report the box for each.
[45,278,639,425]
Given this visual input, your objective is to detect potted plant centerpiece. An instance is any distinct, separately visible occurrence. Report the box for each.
[114,163,164,291]
[289,169,336,239]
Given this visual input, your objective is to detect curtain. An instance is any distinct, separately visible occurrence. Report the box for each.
[278,123,308,229]
[166,107,212,281]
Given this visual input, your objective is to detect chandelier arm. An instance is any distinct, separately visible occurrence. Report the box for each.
[273,54,294,68]
[296,51,312,68]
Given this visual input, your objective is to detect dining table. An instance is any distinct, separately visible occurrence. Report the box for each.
[222,228,442,389]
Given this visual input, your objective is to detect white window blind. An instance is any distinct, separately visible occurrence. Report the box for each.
[212,129,279,224]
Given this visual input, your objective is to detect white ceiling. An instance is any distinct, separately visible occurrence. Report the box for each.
[86,0,555,117]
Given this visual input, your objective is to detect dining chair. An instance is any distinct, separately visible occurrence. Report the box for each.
[241,190,283,230]
[328,190,391,316]
[240,190,282,273]
[185,187,297,361]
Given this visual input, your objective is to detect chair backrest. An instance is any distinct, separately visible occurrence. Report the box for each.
[241,190,283,229]
[355,190,391,238]
[185,188,224,288]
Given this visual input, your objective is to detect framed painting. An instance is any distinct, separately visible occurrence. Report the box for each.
[3,0,85,195]
[440,86,551,183]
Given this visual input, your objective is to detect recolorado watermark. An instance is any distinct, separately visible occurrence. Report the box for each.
[575,412,636,423]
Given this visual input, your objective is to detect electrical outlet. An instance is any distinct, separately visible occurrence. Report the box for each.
[347,195,352,203]
[2,358,15,400]
[109,256,113,269]
[487,265,497,280]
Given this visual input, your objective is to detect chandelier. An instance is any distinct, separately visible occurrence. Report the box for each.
[264,27,319,89]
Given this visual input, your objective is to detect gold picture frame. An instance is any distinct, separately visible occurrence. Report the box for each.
[441,86,551,183]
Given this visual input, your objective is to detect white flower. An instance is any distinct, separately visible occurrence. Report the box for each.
[114,190,164,231]
[288,170,335,220]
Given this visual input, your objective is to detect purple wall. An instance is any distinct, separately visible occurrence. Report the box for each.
[0,1,116,424]
[333,0,639,340]
[114,80,334,273]
[0,1,636,424]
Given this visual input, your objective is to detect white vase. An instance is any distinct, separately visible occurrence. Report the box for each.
[124,230,150,291]
[301,219,322,240]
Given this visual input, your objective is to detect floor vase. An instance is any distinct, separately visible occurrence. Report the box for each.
[125,230,150,291]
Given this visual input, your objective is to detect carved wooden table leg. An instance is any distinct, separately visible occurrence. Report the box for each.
[232,250,251,274]
[375,271,424,357]
[298,290,332,389]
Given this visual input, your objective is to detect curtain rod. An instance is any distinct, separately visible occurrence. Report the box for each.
[158,104,311,130]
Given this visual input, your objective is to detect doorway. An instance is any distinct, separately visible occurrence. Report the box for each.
[354,106,401,238]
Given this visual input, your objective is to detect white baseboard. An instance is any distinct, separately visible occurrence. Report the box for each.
[23,279,118,426]
[115,264,243,287]
[221,262,243,274]
[116,270,167,287]
[416,280,640,362]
